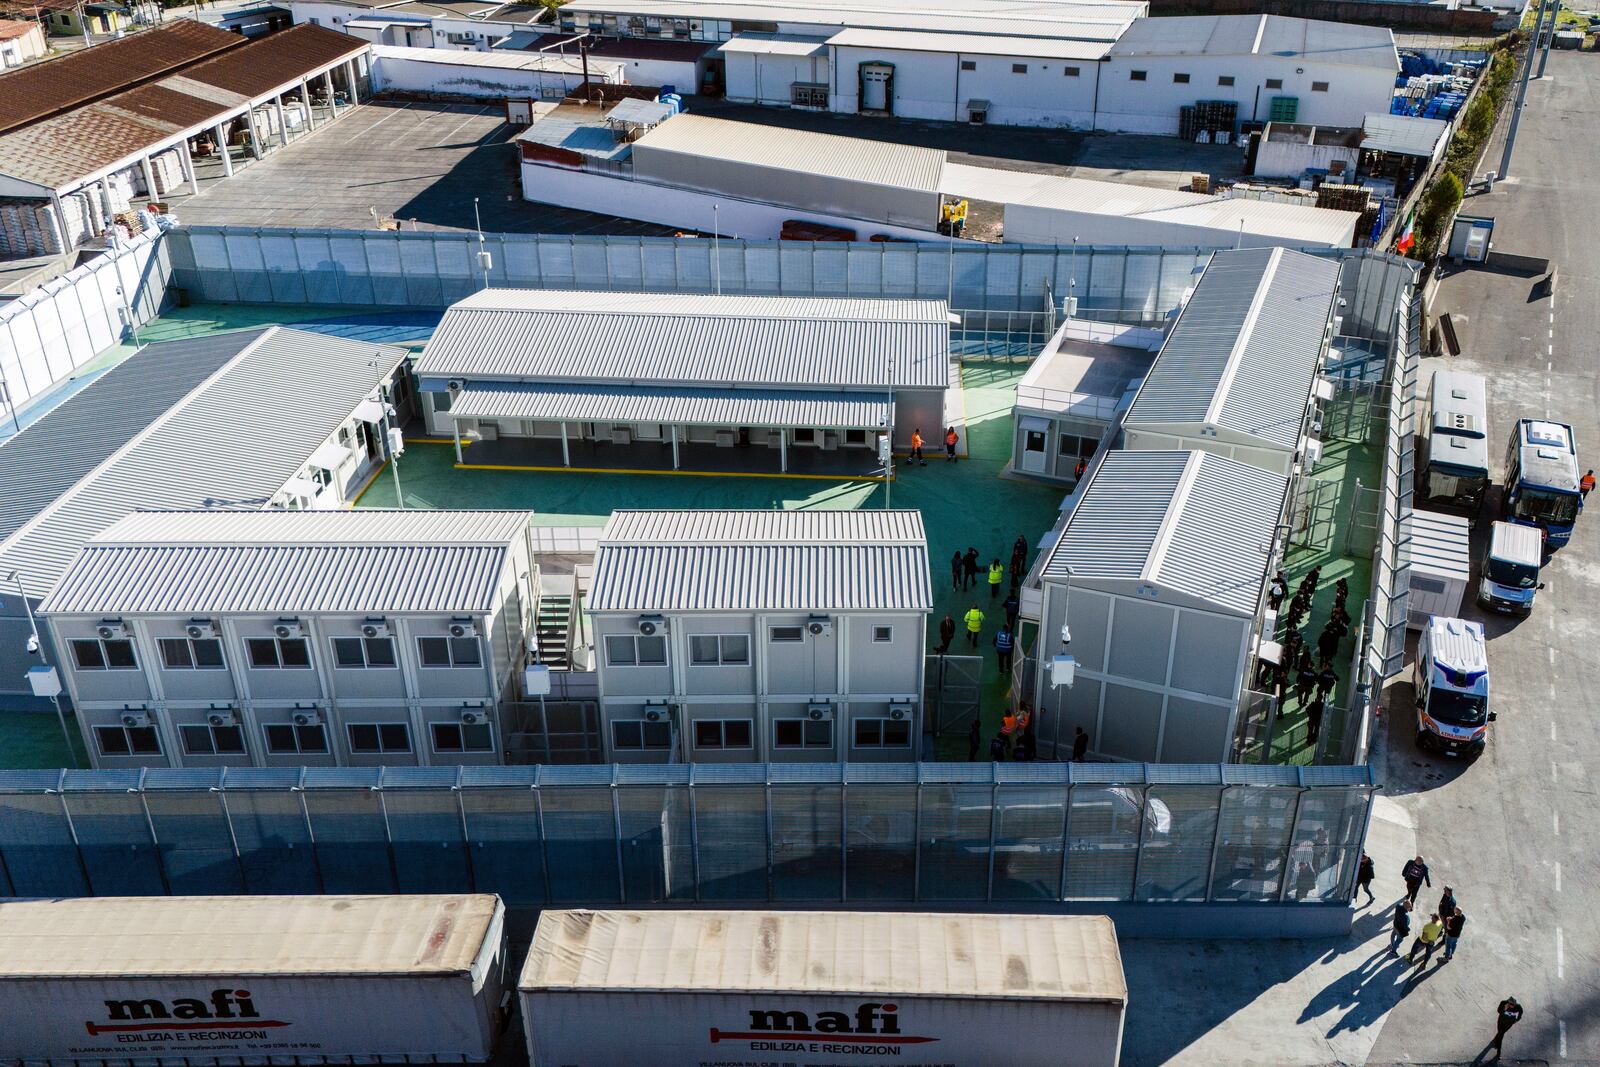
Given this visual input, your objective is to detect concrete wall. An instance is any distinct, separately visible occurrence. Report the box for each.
[724,50,830,106]
[1002,200,1356,251]
[1253,133,1362,179]
[371,47,623,97]
[829,45,1099,128]
[519,162,939,240]
[1096,54,1396,133]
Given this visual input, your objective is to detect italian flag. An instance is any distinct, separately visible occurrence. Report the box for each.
[1396,209,1416,255]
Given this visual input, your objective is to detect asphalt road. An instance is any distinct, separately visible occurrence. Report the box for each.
[1366,47,1600,1066]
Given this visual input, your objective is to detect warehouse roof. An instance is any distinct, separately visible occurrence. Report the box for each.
[1042,450,1286,616]
[522,910,1125,1003]
[0,332,262,547]
[828,26,1111,60]
[0,20,240,134]
[416,289,952,390]
[718,31,830,56]
[451,381,890,430]
[0,327,408,599]
[1122,247,1339,451]
[374,42,597,76]
[632,113,947,195]
[1110,13,1398,71]
[41,509,532,616]
[1361,111,1450,159]
[0,895,500,977]
[982,171,1360,249]
[178,23,369,99]
[559,0,1140,39]
[589,509,932,613]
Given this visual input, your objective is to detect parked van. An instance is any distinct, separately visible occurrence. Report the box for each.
[1478,520,1544,616]
[1414,616,1495,759]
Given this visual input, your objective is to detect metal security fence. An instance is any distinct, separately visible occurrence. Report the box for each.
[163,226,1216,319]
[0,763,1374,908]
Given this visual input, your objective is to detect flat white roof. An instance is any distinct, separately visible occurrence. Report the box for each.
[522,910,1126,1003]
[828,26,1111,60]
[634,113,946,194]
[1110,13,1398,71]
[718,31,830,55]
[561,0,1142,40]
[372,43,613,74]
[0,896,500,978]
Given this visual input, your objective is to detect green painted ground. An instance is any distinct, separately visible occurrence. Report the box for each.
[359,360,1065,759]
[0,711,87,769]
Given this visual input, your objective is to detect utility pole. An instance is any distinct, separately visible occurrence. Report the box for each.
[1498,0,1544,181]
[1536,0,1559,78]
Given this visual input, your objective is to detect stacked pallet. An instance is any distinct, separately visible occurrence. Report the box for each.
[1178,100,1239,144]
[1316,183,1375,213]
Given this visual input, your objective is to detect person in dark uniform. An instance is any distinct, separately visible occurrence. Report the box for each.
[968,719,982,761]
[937,614,956,655]
[1072,726,1090,761]
[1491,996,1523,1057]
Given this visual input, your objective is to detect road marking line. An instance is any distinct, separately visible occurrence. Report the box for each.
[1549,361,1554,371]
[1560,1019,1567,1059]
[1549,647,1556,664]
[1556,927,1564,979]
[1554,862,1561,892]
[1552,761,1558,783]
[1554,811,1561,835]
[1550,720,1557,740]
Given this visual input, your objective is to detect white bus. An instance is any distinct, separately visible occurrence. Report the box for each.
[1417,368,1490,519]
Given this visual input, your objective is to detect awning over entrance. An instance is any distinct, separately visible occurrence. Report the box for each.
[307,440,354,470]
[351,398,386,424]
[450,381,891,430]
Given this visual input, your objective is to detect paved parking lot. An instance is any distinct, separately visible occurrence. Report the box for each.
[178,98,678,236]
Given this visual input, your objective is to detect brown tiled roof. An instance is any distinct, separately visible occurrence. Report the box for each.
[0,18,40,40]
[181,23,368,99]
[0,21,241,134]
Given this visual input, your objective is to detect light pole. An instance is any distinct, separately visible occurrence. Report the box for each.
[6,570,78,764]
[115,285,140,347]
[377,386,405,509]
[473,198,491,290]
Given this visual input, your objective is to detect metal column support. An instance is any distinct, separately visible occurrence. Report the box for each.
[533,780,554,904]
[273,96,288,148]
[1276,786,1310,903]
[323,70,336,116]
[780,431,787,473]
[688,772,703,903]
[560,422,571,466]
[610,767,627,903]
[1537,0,1557,78]
[138,156,157,203]
[179,147,198,196]
[838,779,848,902]
[246,110,263,161]
[670,425,679,469]
[1203,785,1235,904]
[46,190,70,253]
[214,124,234,177]
[345,59,360,105]
[453,420,464,463]
[301,80,317,130]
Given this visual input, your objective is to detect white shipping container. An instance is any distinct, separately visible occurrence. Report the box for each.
[520,910,1127,1067]
[0,895,508,1067]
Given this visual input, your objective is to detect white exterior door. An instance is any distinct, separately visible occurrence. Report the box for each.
[1021,428,1047,474]
[860,63,892,112]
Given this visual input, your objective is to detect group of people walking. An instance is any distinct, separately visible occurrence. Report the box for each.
[1258,565,1353,749]
[904,426,962,466]
[939,535,1030,671]
[1357,851,1520,1056]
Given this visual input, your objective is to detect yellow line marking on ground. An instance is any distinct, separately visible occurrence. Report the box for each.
[349,461,388,506]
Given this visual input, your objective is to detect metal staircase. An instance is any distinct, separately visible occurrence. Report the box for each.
[533,593,573,669]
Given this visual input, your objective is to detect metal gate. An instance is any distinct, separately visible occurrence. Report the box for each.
[925,654,983,737]
[501,700,602,764]
[1293,477,1341,552]
[1344,480,1381,557]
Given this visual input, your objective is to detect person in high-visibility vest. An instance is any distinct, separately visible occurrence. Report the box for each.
[909,428,926,466]
[963,604,985,648]
[1582,469,1595,499]
[944,426,960,462]
[987,560,1005,599]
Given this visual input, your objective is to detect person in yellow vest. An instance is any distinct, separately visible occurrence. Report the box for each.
[987,559,1004,599]
[963,604,985,648]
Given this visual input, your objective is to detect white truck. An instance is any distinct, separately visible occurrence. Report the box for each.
[1478,519,1544,616]
[520,909,1127,1067]
[1414,616,1495,759]
[0,895,508,1067]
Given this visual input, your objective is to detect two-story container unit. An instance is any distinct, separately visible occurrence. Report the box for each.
[1032,450,1288,763]
[0,328,410,708]
[40,509,538,770]
[588,509,931,763]
[1120,246,1340,478]
[414,289,952,475]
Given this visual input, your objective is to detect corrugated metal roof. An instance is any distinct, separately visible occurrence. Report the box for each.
[1405,509,1470,582]
[416,289,951,390]
[632,113,946,195]
[589,509,930,613]
[1110,13,1398,71]
[0,328,409,599]
[0,332,262,546]
[0,895,499,977]
[522,910,1126,1003]
[1122,247,1339,451]
[1042,450,1284,616]
[41,509,532,616]
[0,20,241,135]
[452,381,890,428]
[180,23,370,99]
[1361,112,1450,159]
[828,27,1110,60]
[718,32,830,56]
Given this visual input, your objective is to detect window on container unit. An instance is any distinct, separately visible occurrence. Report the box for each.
[1266,78,1283,89]
[417,635,483,668]
[1218,75,1235,87]
[332,636,398,668]
[773,718,833,749]
[1064,66,1080,77]
[690,634,750,666]
[432,720,494,753]
[960,59,976,71]
[872,626,894,643]
[94,723,161,756]
[694,719,753,750]
[854,718,912,748]
[247,637,311,669]
[1012,63,1027,74]
[347,722,411,754]
[264,722,328,754]
[1173,72,1190,84]
[71,637,138,671]
[1312,81,1329,92]
[180,722,246,756]
[1130,70,1146,81]
[604,634,667,666]
[1058,433,1096,458]
[160,637,225,670]
[612,719,672,750]
[769,625,804,643]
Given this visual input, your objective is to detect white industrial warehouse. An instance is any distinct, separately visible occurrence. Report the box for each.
[414,289,953,474]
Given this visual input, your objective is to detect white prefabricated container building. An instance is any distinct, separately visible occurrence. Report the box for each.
[0,895,508,1066]
[520,909,1127,1067]
[1405,508,1471,629]
[1120,246,1341,476]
